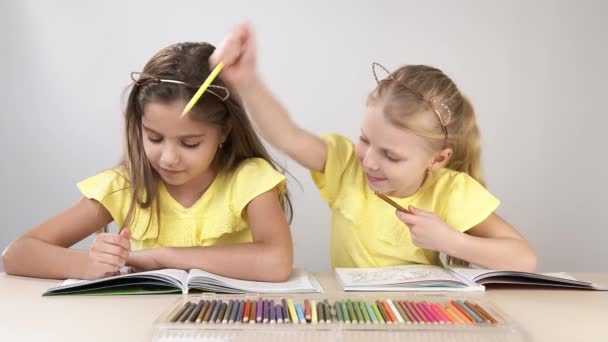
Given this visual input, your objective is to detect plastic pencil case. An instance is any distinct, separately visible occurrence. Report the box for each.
[151,293,529,342]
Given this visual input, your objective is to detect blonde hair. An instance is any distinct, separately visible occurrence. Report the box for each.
[369,64,485,186]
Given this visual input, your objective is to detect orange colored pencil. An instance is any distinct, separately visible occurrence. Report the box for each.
[243,300,251,323]
[443,305,463,323]
[382,301,397,323]
[449,301,474,323]
[432,303,452,324]
[448,304,471,324]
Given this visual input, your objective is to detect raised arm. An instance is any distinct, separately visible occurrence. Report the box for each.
[210,23,327,172]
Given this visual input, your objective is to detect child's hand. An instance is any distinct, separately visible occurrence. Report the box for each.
[83,228,131,279]
[126,249,163,273]
[396,206,461,253]
[210,22,257,88]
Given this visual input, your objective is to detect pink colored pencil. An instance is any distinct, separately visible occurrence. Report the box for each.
[417,302,437,324]
[424,302,444,324]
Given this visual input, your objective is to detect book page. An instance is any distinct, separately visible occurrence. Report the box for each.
[186,268,322,293]
[335,265,465,287]
[51,268,189,290]
[449,267,589,285]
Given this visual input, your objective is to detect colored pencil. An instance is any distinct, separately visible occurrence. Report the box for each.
[276,303,283,324]
[310,300,318,324]
[188,300,204,322]
[287,299,299,324]
[455,300,482,323]
[471,303,498,324]
[170,301,191,323]
[295,303,306,323]
[387,299,405,324]
[243,300,251,323]
[263,300,269,323]
[365,302,378,324]
[372,302,385,324]
[323,300,332,323]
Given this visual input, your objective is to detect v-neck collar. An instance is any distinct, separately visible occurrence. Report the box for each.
[160,172,223,213]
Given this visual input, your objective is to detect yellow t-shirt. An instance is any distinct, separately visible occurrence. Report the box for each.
[78,158,286,250]
[311,134,500,268]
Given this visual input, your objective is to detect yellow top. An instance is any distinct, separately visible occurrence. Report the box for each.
[311,134,500,268]
[78,158,286,250]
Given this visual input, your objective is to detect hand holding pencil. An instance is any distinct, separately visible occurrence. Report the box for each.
[84,228,131,279]
[209,22,259,90]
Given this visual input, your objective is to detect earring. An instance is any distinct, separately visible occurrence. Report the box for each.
[218,143,223,149]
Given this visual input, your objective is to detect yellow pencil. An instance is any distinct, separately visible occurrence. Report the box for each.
[287,299,299,324]
[181,62,224,117]
[311,300,318,324]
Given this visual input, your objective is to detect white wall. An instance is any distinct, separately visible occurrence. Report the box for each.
[1,0,606,272]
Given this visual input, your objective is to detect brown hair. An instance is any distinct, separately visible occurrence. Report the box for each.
[118,42,293,236]
[369,64,485,186]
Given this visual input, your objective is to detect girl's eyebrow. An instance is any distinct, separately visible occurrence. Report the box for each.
[142,125,206,139]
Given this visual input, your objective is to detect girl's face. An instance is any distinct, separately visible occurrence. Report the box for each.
[142,100,227,188]
[355,101,436,198]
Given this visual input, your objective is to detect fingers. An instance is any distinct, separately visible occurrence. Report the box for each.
[240,26,256,66]
[103,270,121,278]
[94,242,129,260]
[210,22,253,67]
[396,210,418,226]
[95,252,127,268]
[408,205,433,216]
[101,232,130,251]
[91,231,131,268]
[120,227,131,240]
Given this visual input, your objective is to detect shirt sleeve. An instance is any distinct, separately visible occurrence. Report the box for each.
[310,134,359,205]
[230,158,287,219]
[443,173,501,233]
[77,168,131,228]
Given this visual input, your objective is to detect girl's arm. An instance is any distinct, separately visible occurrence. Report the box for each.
[2,197,131,279]
[127,187,294,282]
[397,208,537,271]
[211,23,327,172]
[451,213,537,271]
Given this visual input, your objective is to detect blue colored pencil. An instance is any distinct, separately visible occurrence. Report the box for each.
[365,302,378,324]
[209,299,222,323]
[456,300,483,323]
[295,303,306,323]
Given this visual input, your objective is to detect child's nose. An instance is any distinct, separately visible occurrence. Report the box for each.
[362,150,380,171]
[160,146,179,166]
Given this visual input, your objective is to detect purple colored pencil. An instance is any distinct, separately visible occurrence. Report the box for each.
[256,298,263,323]
[276,304,283,324]
[263,300,270,323]
[269,300,276,323]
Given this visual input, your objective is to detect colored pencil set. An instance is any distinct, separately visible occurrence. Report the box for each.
[168,298,498,325]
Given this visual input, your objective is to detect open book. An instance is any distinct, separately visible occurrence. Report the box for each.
[335,264,607,292]
[43,268,323,296]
